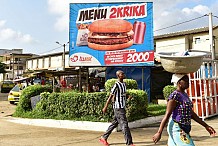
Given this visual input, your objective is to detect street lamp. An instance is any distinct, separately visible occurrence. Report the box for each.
[56,41,69,71]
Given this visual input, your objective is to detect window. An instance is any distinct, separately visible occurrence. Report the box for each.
[195,37,201,44]
[15,58,20,61]
[18,66,23,70]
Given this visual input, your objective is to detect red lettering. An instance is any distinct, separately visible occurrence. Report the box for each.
[109,3,146,19]
[116,7,123,17]
[139,5,145,16]
[123,6,130,17]
[133,6,139,16]
[110,8,116,18]
[79,56,92,61]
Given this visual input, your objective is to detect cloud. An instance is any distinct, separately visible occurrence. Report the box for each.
[17,32,38,44]
[153,1,214,35]
[182,5,210,15]
[54,13,69,32]
[209,1,218,19]
[0,20,6,28]
[0,20,38,44]
[47,0,218,36]
[0,28,16,41]
[47,0,70,31]
[47,0,69,15]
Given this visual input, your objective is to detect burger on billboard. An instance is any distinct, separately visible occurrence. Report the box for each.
[88,19,134,51]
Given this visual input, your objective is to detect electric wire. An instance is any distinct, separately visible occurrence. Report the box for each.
[38,46,62,55]
[154,14,207,32]
[38,44,69,55]
[38,15,213,55]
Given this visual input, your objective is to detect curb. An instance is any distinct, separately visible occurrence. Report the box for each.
[127,115,164,129]
[6,115,164,132]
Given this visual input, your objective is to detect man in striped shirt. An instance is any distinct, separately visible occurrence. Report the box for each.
[99,70,135,146]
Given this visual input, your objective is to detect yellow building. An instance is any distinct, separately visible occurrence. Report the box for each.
[1,51,36,80]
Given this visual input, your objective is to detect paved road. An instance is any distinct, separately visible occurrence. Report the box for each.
[0,93,217,146]
[0,92,8,101]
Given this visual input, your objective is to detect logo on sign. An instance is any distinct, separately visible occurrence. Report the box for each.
[70,55,92,62]
[71,55,79,62]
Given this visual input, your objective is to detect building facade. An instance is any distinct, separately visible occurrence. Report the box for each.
[26,51,69,71]
[0,49,36,80]
[154,26,218,59]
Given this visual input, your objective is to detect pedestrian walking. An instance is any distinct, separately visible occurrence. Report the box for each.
[99,70,135,146]
[153,74,216,146]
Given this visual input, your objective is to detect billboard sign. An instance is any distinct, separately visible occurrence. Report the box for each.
[69,2,154,66]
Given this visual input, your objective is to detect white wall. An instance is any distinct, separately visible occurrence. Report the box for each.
[156,37,186,53]
[32,59,37,69]
[44,58,49,69]
[192,33,210,52]
[50,56,62,68]
[38,58,43,69]
[27,60,32,69]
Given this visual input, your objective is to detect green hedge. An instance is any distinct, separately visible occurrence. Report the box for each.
[31,89,147,122]
[32,92,111,121]
[163,85,177,100]
[13,85,53,117]
[126,89,148,121]
[13,79,148,122]
[105,79,138,92]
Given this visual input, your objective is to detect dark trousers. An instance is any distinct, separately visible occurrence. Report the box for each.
[102,108,133,145]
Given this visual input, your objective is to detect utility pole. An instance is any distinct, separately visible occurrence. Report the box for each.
[56,42,69,71]
[63,43,66,71]
[12,53,14,79]
[208,13,215,60]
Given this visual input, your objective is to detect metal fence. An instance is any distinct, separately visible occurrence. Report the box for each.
[188,60,218,120]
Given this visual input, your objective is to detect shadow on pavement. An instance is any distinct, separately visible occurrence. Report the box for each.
[109,141,167,146]
[192,135,218,142]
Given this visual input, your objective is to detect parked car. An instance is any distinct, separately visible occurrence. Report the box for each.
[0,80,15,93]
[33,78,41,85]
[8,83,25,104]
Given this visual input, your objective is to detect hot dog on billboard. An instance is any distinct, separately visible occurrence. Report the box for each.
[88,19,134,51]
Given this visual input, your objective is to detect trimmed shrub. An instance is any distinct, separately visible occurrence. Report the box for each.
[126,89,148,121]
[163,85,177,100]
[34,91,112,121]
[105,79,138,92]
[14,79,148,122]
[13,85,52,117]
[16,89,147,122]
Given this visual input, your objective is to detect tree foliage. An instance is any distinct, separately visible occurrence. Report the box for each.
[0,62,6,74]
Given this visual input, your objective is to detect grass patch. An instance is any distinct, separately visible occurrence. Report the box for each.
[147,103,166,116]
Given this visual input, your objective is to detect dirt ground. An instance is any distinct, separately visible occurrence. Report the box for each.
[0,93,218,146]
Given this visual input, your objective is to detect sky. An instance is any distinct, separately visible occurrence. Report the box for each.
[0,0,218,55]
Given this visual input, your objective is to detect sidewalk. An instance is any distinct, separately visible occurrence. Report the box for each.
[5,115,218,146]
[6,115,164,132]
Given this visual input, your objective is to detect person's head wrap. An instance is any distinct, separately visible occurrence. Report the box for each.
[171,73,187,86]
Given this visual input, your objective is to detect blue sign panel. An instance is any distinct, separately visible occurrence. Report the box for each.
[69,2,154,66]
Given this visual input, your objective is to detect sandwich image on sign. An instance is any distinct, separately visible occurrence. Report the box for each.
[88,19,134,51]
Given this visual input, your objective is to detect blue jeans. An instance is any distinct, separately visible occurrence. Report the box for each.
[167,118,195,146]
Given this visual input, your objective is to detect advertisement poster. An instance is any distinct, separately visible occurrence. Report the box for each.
[69,2,154,66]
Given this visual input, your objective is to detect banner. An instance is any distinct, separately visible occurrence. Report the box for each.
[69,2,154,66]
